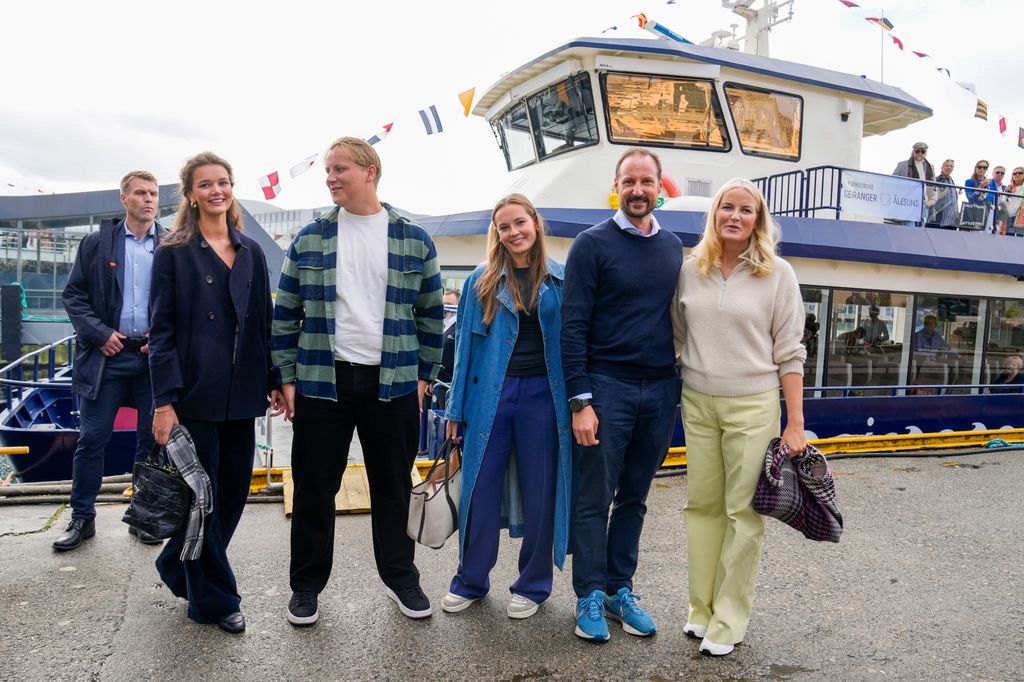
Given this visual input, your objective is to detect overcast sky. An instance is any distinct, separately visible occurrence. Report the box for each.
[2,0,1020,214]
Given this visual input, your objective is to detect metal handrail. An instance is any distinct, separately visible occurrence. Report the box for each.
[0,334,75,407]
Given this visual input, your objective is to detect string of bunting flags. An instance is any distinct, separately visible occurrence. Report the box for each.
[835,0,1024,150]
[256,88,476,200]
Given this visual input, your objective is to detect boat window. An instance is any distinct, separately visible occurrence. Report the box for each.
[494,102,537,170]
[526,72,599,161]
[600,72,730,152]
[825,291,911,394]
[984,299,1024,390]
[723,83,803,161]
[800,287,827,390]
[911,296,981,394]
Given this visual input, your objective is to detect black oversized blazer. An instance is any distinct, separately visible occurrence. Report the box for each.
[147,225,274,421]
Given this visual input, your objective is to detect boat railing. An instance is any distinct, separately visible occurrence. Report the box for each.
[0,335,75,409]
[801,382,1019,399]
[754,165,1024,233]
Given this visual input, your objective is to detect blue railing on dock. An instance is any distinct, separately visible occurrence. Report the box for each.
[0,335,76,409]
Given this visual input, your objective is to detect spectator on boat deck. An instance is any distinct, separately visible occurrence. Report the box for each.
[1005,167,1024,234]
[929,159,959,228]
[440,194,571,621]
[892,142,936,223]
[54,170,166,552]
[859,306,889,348]
[671,178,807,657]
[965,160,998,231]
[562,148,681,642]
[272,137,443,628]
[991,355,1024,393]
[148,152,282,634]
[992,166,1012,234]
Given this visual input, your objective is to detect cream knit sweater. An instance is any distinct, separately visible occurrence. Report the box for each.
[671,255,806,397]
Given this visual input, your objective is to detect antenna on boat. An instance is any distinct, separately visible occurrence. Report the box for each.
[711,0,795,57]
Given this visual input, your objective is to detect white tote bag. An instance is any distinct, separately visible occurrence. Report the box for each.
[407,441,462,549]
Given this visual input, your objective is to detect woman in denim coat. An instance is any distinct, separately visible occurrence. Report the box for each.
[441,193,571,620]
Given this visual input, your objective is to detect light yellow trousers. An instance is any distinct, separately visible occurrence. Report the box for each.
[682,385,780,645]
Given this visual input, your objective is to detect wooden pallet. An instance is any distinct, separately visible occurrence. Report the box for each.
[282,463,422,517]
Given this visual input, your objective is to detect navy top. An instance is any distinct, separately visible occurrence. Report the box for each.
[506,268,546,378]
[560,218,682,396]
[991,372,1024,394]
[148,226,274,421]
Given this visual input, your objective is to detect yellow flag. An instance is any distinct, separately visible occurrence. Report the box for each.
[458,87,476,117]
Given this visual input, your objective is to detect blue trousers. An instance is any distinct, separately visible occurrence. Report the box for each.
[156,417,255,623]
[70,349,154,520]
[571,373,680,598]
[450,376,558,604]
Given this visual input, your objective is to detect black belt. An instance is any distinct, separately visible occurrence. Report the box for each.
[122,337,147,351]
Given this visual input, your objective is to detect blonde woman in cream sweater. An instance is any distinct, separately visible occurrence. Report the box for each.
[671,177,807,657]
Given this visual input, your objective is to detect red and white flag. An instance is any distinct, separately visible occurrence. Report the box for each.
[289,154,318,179]
[259,172,281,200]
[999,116,1008,136]
[367,122,393,146]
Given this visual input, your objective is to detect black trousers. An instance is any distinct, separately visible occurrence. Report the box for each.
[156,417,255,623]
[289,363,420,594]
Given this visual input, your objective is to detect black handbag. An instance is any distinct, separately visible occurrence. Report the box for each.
[122,443,193,539]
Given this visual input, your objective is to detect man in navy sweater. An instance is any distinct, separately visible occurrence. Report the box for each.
[561,149,682,641]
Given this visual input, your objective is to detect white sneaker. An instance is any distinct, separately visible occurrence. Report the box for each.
[440,592,478,613]
[699,637,735,657]
[506,594,540,619]
[683,622,707,639]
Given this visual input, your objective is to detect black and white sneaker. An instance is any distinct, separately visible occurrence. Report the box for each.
[385,584,432,619]
[287,591,319,626]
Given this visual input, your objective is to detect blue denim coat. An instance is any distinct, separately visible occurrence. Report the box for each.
[445,258,571,569]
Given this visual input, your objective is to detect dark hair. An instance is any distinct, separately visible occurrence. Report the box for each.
[164,152,243,248]
[614,148,662,181]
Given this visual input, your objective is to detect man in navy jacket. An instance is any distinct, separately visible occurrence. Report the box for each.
[55,171,166,551]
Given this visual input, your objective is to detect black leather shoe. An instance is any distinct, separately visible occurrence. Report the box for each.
[216,612,246,634]
[52,518,95,552]
[135,528,163,545]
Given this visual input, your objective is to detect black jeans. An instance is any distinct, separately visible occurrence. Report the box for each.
[289,363,421,594]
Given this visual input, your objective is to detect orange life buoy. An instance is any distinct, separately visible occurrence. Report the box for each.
[661,173,681,198]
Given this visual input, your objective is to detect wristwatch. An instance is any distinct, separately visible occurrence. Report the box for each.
[569,397,593,413]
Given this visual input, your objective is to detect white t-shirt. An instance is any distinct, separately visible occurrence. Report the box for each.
[334,207,389,364]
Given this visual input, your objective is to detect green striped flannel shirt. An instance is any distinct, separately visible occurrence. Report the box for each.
[271,203,443,401]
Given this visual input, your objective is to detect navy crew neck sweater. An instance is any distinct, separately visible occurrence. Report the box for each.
[560,218,682,397]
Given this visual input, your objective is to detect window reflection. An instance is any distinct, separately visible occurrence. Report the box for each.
[496,102,536,170]
[527,73,599,160]
[800,286,826,389]
[723,83,803,160]
[601,72,730,151]
[986,299,1024,388]
[827,290,910,393]
[911,296,980,393]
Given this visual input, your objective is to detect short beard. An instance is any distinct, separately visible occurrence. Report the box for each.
[622,197,654,220]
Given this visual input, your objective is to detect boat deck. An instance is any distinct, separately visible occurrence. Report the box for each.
[1,450,1020,681]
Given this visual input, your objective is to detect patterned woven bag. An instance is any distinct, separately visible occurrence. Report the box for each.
[752,438,843,543]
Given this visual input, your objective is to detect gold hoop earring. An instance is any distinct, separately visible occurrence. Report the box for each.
[190,201,197,209]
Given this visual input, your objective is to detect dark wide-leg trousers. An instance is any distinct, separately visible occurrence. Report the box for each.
[155,417,255,623]
[289,363,421,594]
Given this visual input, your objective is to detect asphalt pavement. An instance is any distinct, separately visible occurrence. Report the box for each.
[1,450,1022,681]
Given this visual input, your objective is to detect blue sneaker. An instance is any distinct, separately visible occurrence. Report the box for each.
[574,590,610,641]
[605,587,656,636]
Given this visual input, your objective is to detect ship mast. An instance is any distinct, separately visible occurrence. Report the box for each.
[703,0,796,57]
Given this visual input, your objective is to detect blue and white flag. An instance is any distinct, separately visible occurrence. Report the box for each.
[419,105,444,135]
[366,122,393,146]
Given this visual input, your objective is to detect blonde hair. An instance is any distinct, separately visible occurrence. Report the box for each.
[165,152,243,248]
[475,193,549,324]
[325,136,382,186]
[691,177,778,277]
[119,170,157,195]
[1005,355,1023,371]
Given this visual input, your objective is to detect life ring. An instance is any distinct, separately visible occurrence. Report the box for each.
[608,172,682,208]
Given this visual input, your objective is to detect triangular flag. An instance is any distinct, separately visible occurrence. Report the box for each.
[418,106,443,135]
[1018,127,1024,149]
[366,122,393,146]
[258,172,281,200]
[837,0,859,7]
[912,51,929,58]
[936,67,951,77]
[458,88,476,117]
[999,116,1007,136]
[891,35,903,50]
[632,13,648,29]
[975,99,988,121]
[601,25,617,33]
[289,154,318,179]
[866,17,894,31]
